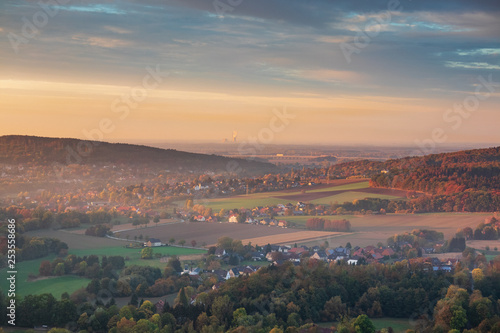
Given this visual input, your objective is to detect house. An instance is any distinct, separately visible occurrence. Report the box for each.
[289,247,307,255]
[278,220,288,227]
[251,252,265,261]
[348,256,360,265]
[155,300,165,313]
[226,268,240,279]
[423,247,435,254]
[246,217,257,224]
[310,251,327,261]
[370,252,384,260]
[260,218,271,225]
[145,238,162,247]
[278,245,290,253]
[228,215,238,223]
[381,248,395,257]
[214,248,227,257]
[238,266,258,276]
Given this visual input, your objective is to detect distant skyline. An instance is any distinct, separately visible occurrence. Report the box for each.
[1,0,499,147]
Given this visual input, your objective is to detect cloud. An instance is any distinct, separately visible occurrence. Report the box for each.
[456,48,500,56]
[140,0,500,28]
[445,61,500,70]
[52,4,128,15]
[104,26,133,34]
[71,34,131,48]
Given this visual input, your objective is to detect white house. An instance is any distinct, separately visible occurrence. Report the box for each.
[347,259,359,265]
[145,238,162,247]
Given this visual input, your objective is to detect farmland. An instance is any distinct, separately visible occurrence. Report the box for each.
[297,212,491,247]
[119,212,491,248]
[0,244,205,298]
[0,254,89,299]
[119,221,339,247]
[195,179,407,210]
[2,229,207,298]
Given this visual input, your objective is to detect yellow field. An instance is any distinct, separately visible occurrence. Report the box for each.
[233,231,343,247]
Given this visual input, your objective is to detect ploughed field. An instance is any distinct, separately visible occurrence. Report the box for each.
[196,179,413,210]
[119,221,340,247]
[296,212,492,247]
[118,212,491,248]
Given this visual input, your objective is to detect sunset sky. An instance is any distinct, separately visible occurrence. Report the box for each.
[0,0,499,147]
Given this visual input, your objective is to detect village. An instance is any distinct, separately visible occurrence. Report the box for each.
[143,235,464,288]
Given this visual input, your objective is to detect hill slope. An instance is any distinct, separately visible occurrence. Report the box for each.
[318,146,500,212]
[0,135,276,174]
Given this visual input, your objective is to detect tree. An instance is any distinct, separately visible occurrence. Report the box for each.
[354,315,375,333]
[237,213,246,224]
[153,216,160,226]
[472,268,484,283]
[169,237,175,244]
[211,295,233,327]
[53,263,65,276]
[229,254,240,265]
[178,239,186,246]
[191,240,197,247]
[176,287,189,308]
[141,247,153,259]
[322,296,346,321]
[217,236,234,251]
[450,307,467,331]
[168,256,182,272]
[39,260,52,276]
[53,299,77,327]
[133,318,157,332]
[129,293,139,307]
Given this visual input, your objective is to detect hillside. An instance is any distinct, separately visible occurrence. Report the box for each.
[370,146,500,193]
[0,135,276,174]
[319,146,500,212]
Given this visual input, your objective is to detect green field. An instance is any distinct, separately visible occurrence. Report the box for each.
[69,245,207,269]
[0,245,206,299]
[310,191,401,205]
[195,181,403,210]
[308,181,371,193]
[197,195,286,210]
[0,255,89,299]
[318,317,413,332]
[68,245,206,258]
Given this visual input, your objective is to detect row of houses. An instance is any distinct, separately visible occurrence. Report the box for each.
[180,265,261,281]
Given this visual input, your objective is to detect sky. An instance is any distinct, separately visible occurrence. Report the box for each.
[0,0,499,148]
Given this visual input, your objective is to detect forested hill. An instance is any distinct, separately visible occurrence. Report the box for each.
[324,146,500,212]
[0,135,276,174]
[370,146,500,194]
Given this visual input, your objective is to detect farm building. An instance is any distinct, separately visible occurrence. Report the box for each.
[145,238,162,247]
